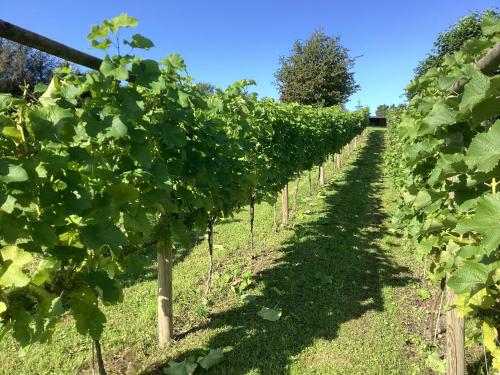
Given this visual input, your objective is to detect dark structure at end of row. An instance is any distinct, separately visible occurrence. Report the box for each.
[369,116,387,127]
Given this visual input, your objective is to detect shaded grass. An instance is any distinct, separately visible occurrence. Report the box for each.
[0,129,430,374]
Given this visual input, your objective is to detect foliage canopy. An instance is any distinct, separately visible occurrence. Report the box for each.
[274,29,358,107]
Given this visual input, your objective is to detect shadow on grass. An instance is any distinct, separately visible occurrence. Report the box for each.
[142,130,415,374]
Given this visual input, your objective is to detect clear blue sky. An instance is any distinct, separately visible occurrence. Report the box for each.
[1,1,497,112]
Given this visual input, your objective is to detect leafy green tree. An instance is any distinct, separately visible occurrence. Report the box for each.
[195,82,216,95]
[0,39,59,94]
[375,105,388,117]
[274,29,358,107]
[414,9,499,80]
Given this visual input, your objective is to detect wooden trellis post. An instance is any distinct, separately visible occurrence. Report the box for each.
[282,184,289,223]
[319,165,325,186]
[157,238,173,347]
[446,287,464,375]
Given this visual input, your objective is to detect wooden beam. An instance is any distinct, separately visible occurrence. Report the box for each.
[0,19,102,70]
[451,42,500,93]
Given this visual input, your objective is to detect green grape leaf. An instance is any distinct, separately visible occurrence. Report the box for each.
[423,101,456,133]
[459,69,490,114]
[197,349,224,370]
[11,307,34,346]
[31,222,58,246]
[47,246,86,264]
[106,183,139,206]
[0,195,16,214]
[91,39,112,50]
[0,214,24,243]
[0,246,33,266]
[80,223,129,253]
[465,120,500,172]
[447,261,491,294]
[130,142,152,168]
[106,13,138,33]
[0,265,30,288]
[107,115,128,139]
[0,301,6,313]
[456,193,500,253]
[0,162,28,184]
[124,34,154,50]
[162,54,186,70]
[164,360,198,375]
[131,59,161,87]
[0,246,33,288]
[33,83,48,93]
[69,287,106,340]
[2,126,22,141]
[87,24,110,41]
[31,259,57,286]
[413,190,432,210]
[100,57,129,81]
[177,91,190,108]
[257,307,282,321]
[81,271,122,303]
[117,87,144,119]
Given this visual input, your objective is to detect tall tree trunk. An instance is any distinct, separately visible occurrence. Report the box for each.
[282,184,288,224]
[157,236,173,347]
[205,216,215,296]
[446,287,465,375]
[93,339,107,375]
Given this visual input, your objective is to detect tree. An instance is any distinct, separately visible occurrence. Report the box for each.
[0,38,59,94]
[195,82,216,95]
[413,10,498,80]
[274,29,358,107]
[375,104,389,117]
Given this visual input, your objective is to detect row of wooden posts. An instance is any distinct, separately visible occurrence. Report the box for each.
[158,130,367,349]
[281,131,363,224]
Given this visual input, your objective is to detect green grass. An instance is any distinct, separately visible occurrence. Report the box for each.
[0,128,431,374]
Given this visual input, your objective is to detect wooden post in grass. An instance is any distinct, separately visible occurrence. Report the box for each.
[319,165,325,186]
[157,238,173,347]
[282,184,289,224]
[446,287,464,375]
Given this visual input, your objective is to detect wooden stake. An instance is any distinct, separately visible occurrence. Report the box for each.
[446,287,465,375]
[157,237,173,347]
[205,217,215,296]
[249,195,255,252]
[319,165,325,186]
[282,184,288,224]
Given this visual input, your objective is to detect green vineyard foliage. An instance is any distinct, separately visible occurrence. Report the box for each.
[385,14,500,370]
[0,14,368,349]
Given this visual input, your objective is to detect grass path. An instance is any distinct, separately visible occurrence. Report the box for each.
[0,128,431,374]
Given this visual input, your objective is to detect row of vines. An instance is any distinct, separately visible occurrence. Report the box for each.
[385,15,500,372]
[0,12,368,361]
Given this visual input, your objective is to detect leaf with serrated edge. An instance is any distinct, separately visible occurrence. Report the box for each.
[465,120,500,172]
